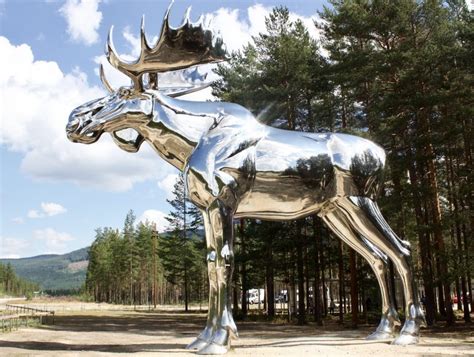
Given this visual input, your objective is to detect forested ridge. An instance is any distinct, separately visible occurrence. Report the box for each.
[86,0,472,327]
[0,248,89,291]
[0,262,39,297]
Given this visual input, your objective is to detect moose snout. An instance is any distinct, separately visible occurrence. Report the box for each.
[66,116,80,133]
[66,112,102,144]
[66,113,80,139]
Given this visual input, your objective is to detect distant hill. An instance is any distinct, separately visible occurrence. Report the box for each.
[0,247,89,291]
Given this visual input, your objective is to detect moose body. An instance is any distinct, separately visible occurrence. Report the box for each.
[235,130,385,220]
[67,4,425,355]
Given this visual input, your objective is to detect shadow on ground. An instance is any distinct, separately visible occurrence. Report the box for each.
[1,312,472,354]
[0,340,186,353]
[45,313,205,337]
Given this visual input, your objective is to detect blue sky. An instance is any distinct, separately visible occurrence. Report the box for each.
[0,0,327,258]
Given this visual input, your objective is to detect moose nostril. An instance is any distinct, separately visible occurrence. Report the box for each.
[66,118,80,133]
[82,119,92,128]
[90,107,101,116]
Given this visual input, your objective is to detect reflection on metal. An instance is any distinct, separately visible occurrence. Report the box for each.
[66,2,426,354]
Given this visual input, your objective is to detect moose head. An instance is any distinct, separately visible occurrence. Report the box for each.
[66,2,227,152]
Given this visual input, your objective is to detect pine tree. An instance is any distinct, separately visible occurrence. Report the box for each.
[161,172,205,311]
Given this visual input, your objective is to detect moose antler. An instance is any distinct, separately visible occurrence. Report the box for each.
[105,1,228,91]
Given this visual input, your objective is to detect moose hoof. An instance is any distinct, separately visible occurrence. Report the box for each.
[392,333,419,345]
[186,337,209,350]
[366,330,395,341]
[188,326,214,350]
[196,342,229,355]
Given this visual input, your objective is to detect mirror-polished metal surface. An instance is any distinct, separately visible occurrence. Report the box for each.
[66,2,426,354]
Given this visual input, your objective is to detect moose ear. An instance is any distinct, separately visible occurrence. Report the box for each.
[110,129,145,153]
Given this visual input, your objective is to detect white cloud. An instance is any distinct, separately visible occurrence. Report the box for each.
[157,173,179,200]
[122,26,143,57]
[0,36,172,191]
[1,237,29,258]
[26,202,67,219]
[27,210,42,219]
[202,6,260,53]
[468,0,473,11]
[138,209,169,232]
[59,0,102,46]
[201,5,322,53]
[33,228,74,253]
[41,202,67,216]
[12,217,24,224]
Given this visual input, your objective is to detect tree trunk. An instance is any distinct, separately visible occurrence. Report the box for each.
[406,147,436,324]
[313,216,323,325]
[184,265,189,312]
[296,221,306,325]
[446,152,464,313]
[436,269,447,316]
[349,249,358,328]
[290,253,297,321]
[305,244,311,316]
[240,219,248,317]
[337,239,344,324]
[233,285,239,315]
[419,108,454,325]
[266,231,275,317]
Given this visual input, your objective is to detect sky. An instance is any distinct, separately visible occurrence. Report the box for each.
[0,0,327,258]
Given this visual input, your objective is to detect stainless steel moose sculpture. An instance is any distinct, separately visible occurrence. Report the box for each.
[66,3,426,355]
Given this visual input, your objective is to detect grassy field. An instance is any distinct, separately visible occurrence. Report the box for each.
[0,298,473,356]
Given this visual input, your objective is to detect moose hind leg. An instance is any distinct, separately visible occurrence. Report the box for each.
[335,197,426,345]
[321,209,400,340]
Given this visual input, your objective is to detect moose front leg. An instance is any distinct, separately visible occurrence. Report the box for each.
[197,200,238,355]
[187,211,219,351]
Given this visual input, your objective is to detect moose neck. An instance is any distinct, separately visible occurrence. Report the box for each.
[136,93,215,171]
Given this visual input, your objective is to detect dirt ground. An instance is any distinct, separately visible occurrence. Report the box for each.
[1,301,473,356]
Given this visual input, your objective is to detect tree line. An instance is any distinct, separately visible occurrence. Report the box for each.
[0,262,39,297]
[86,0,472,327]
[85,174,207,310]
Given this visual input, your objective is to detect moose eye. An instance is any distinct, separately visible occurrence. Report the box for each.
[119,88,131,97]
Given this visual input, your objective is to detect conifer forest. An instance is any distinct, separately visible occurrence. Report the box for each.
[0,263,39,297]
[85,0,472,326]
